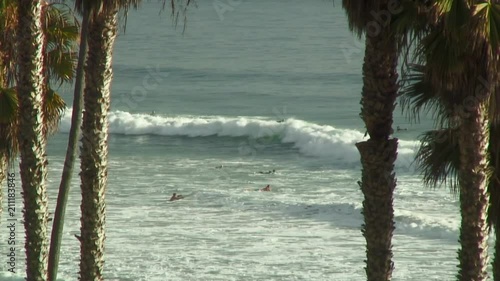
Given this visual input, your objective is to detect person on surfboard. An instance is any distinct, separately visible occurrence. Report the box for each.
[260,185,271,192]
[258,169,275,174]
[169,193,184,201]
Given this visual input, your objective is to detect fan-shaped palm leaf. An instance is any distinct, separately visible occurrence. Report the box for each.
[43,88,66,136]
[0,87,18,158]
[414,128,461,191]
[44,3,79,85]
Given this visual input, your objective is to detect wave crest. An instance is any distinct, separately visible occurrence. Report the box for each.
[59,109,418,167]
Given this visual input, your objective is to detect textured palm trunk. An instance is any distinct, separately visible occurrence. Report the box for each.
[488,123,500,281]
[16,1,49,280]
[494,225,500,281]
[456,102,490,281]
[0,153,6,220]
[79,6,118,281]
[355,16,398,281]
[0,34,10,226]
[40,3,49,138]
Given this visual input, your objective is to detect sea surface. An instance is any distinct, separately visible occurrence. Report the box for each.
[0,1,487,280]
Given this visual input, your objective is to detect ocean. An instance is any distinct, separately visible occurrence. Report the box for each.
[0,0,481,280]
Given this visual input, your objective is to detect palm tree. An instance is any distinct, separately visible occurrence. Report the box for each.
[76,1,191,279]
[401,66,500,280]
[399,0,500,275]
[16,0,50,279]
[0,0,19,223]
[341,1,401,279]
[0,0,76,218]
[76,1,138,279]
[6,1,77,279]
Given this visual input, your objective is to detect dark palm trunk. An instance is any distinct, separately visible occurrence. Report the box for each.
[79,6,118,281]
[488,123,500,281]
[494,224,500,281]
[0,153,6,220]
[355,16,399,281]
[0,29,11,226]
[456,102,490,281]
[48,8,90,281]
[16,1,49,280]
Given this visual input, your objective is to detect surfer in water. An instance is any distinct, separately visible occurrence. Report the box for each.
[396,126,407,132]
[258,169,275,174]
[169,193,184,201]
[260,185,271,192]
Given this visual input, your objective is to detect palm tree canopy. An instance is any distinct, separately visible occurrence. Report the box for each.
[0,2,78,161]
[342,0,384,36]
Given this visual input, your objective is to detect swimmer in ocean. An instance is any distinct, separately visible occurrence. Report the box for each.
[258,169,275,174]
[260,185,271,192]
[169,193,184,201]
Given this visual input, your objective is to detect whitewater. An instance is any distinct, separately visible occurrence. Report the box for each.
[0,0,490,280]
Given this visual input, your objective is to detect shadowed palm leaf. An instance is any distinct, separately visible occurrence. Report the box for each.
[414,128,460,191]
[0,87,17,158]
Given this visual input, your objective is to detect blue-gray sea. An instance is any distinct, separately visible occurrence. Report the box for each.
[1,1,479,280]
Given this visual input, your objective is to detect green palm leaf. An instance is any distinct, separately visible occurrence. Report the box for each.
[47,49,77,85]
[399,63,455,127]
[43,87,66,136]
[44,3,79,86]
[0,87,17,160]
[474,1,500,51]
[415,128,460,192]
[0,87,17,123]
[438,0,470,32]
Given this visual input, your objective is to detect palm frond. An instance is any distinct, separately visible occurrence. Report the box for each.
[74,0,141,22]
[488,123,500,229]
[43,3,79,85]
[400,64,435,122]
[46,49,77,85]
[341,0,373,37]
[164,0,195,33]
[0,87,18,159]
[415,26,469,93]
[43,87,66,136]
[438,0,470,34]
[474,1,500,52]
[414,128,461,192]
[0,87,17,123]
[399,63,455,127]
[0,0,18,86]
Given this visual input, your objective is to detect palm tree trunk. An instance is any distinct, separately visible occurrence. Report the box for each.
[487,122,500,281]
[494,224,500,281]
[48,8,90,281]
[0,153,6,221]
[79,6,118,281]
[16,1,49,280]
[355,21,399,281]
[456,102,490,281]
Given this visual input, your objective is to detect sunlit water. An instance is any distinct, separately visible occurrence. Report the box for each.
[0,1,490,280]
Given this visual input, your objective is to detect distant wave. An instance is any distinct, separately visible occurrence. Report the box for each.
[59,109,418,167]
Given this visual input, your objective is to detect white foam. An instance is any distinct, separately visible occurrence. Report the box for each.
[0,273,69,281]
[59,109,418,167]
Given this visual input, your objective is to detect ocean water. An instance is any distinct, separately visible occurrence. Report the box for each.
[0,1,483,280]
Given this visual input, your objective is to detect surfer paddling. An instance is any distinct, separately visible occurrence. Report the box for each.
[169,193,184,201]
[258,169,275,174]
[260,185,271,192]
